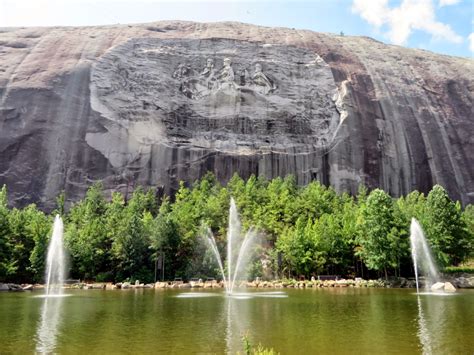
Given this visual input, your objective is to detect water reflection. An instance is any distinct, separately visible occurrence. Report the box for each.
[224,292,286,353]
[175,292,220,298]
[35,296,64,353]
[225,297,249,353]
[174,289,286,352]
[175,290,288,300]
[416,296,432,355]
[416,294,451,355]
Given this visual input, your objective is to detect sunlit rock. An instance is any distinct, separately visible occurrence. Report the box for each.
[444,282,456,292]
[430,282,445,291]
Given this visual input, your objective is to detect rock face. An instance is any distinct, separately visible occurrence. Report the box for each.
[452,275,474,288]
[0,21,472,209]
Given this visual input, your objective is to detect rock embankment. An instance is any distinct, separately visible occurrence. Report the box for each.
[0,283,25,291]
[3,275,472,291]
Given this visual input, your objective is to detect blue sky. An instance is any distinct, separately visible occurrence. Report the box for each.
[1,0,472,57]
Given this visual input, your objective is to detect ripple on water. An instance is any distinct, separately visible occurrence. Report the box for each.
[176,291,288,299]
[32,294,73,299]
[414,292,458,297]
[175,292,220,298]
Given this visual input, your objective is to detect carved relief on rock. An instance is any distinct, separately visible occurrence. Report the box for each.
[89,38,341,172]
[173,57,278,100]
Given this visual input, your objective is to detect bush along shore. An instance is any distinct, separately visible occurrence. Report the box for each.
[1,173,473,285]
[3,273,474,292]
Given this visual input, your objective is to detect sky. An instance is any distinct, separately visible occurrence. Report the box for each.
[0,0,472,57]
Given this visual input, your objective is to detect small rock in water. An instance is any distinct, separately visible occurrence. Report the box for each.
[444,282,456,292]
[431,282,445,291]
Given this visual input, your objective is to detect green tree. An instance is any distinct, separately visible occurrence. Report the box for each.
[7,208,35,282]
[463,204,474,259]
[315,213,352,275]
[423,185,470,266]
[295,181,338,221]
[25,205,51,282]
[277,217,326,277]
[150,198,181,280]
[65,183,108,280]
[356,189,401,278]
[0,185,16,281]
[111,188,153,282]
[260,176,297,237]
[103,192,126,281]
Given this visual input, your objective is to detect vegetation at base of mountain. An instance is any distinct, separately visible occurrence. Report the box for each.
[0,174,472,283]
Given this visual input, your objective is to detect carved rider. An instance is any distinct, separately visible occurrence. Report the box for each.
[200,58,215,77]
[172,63,191,79]
[200,58,216,89]
[173,63,198,99]
[252,63,276,94]
[216,57,235,88]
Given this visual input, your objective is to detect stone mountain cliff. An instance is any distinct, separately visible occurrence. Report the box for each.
[0,21,472,209]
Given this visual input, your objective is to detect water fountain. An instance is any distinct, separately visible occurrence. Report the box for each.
[35,215,67,353]
[409,218,440,293]
[44,215,66,296]
[204,198,258,294]
[410,218,458,353]
[176,198,286,300]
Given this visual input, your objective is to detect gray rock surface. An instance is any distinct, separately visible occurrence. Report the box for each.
[0,21,472,209]
[0,283,23,291]
[448,274,474,288]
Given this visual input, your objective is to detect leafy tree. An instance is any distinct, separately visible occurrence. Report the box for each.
[315,213,351,275]
[0,188,51,283]
[423,185,470,266]
[277,217,325,277]
[260,176,297,238]
[229,174,268,230]
[150,199,181,280]
[296,181,338,221]
[65,183,108,280]
[102,192,126,281]
[25,205,51,282]
[0,185,16,281]
[397,190,426,222]
[7,208,35,282]
[356,189,401,279]
[463,204,474,259]
[111,188,153,282]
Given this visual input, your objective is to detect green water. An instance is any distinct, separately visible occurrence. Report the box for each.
[1,288,473,354]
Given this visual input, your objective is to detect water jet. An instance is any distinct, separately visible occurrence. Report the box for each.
[410,218,440,293]
[44,215,66,296]
[204,198,258,295]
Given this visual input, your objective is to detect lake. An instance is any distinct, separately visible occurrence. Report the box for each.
[1,288,473,354]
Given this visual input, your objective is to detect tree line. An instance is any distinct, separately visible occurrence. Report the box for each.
[0,173,473,284]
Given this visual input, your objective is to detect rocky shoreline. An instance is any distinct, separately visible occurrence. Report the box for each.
[2,274,473,292]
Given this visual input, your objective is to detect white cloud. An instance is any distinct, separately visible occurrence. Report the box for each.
[469,33,474,52]
[352,0,463,45]
[439,0,460,7]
